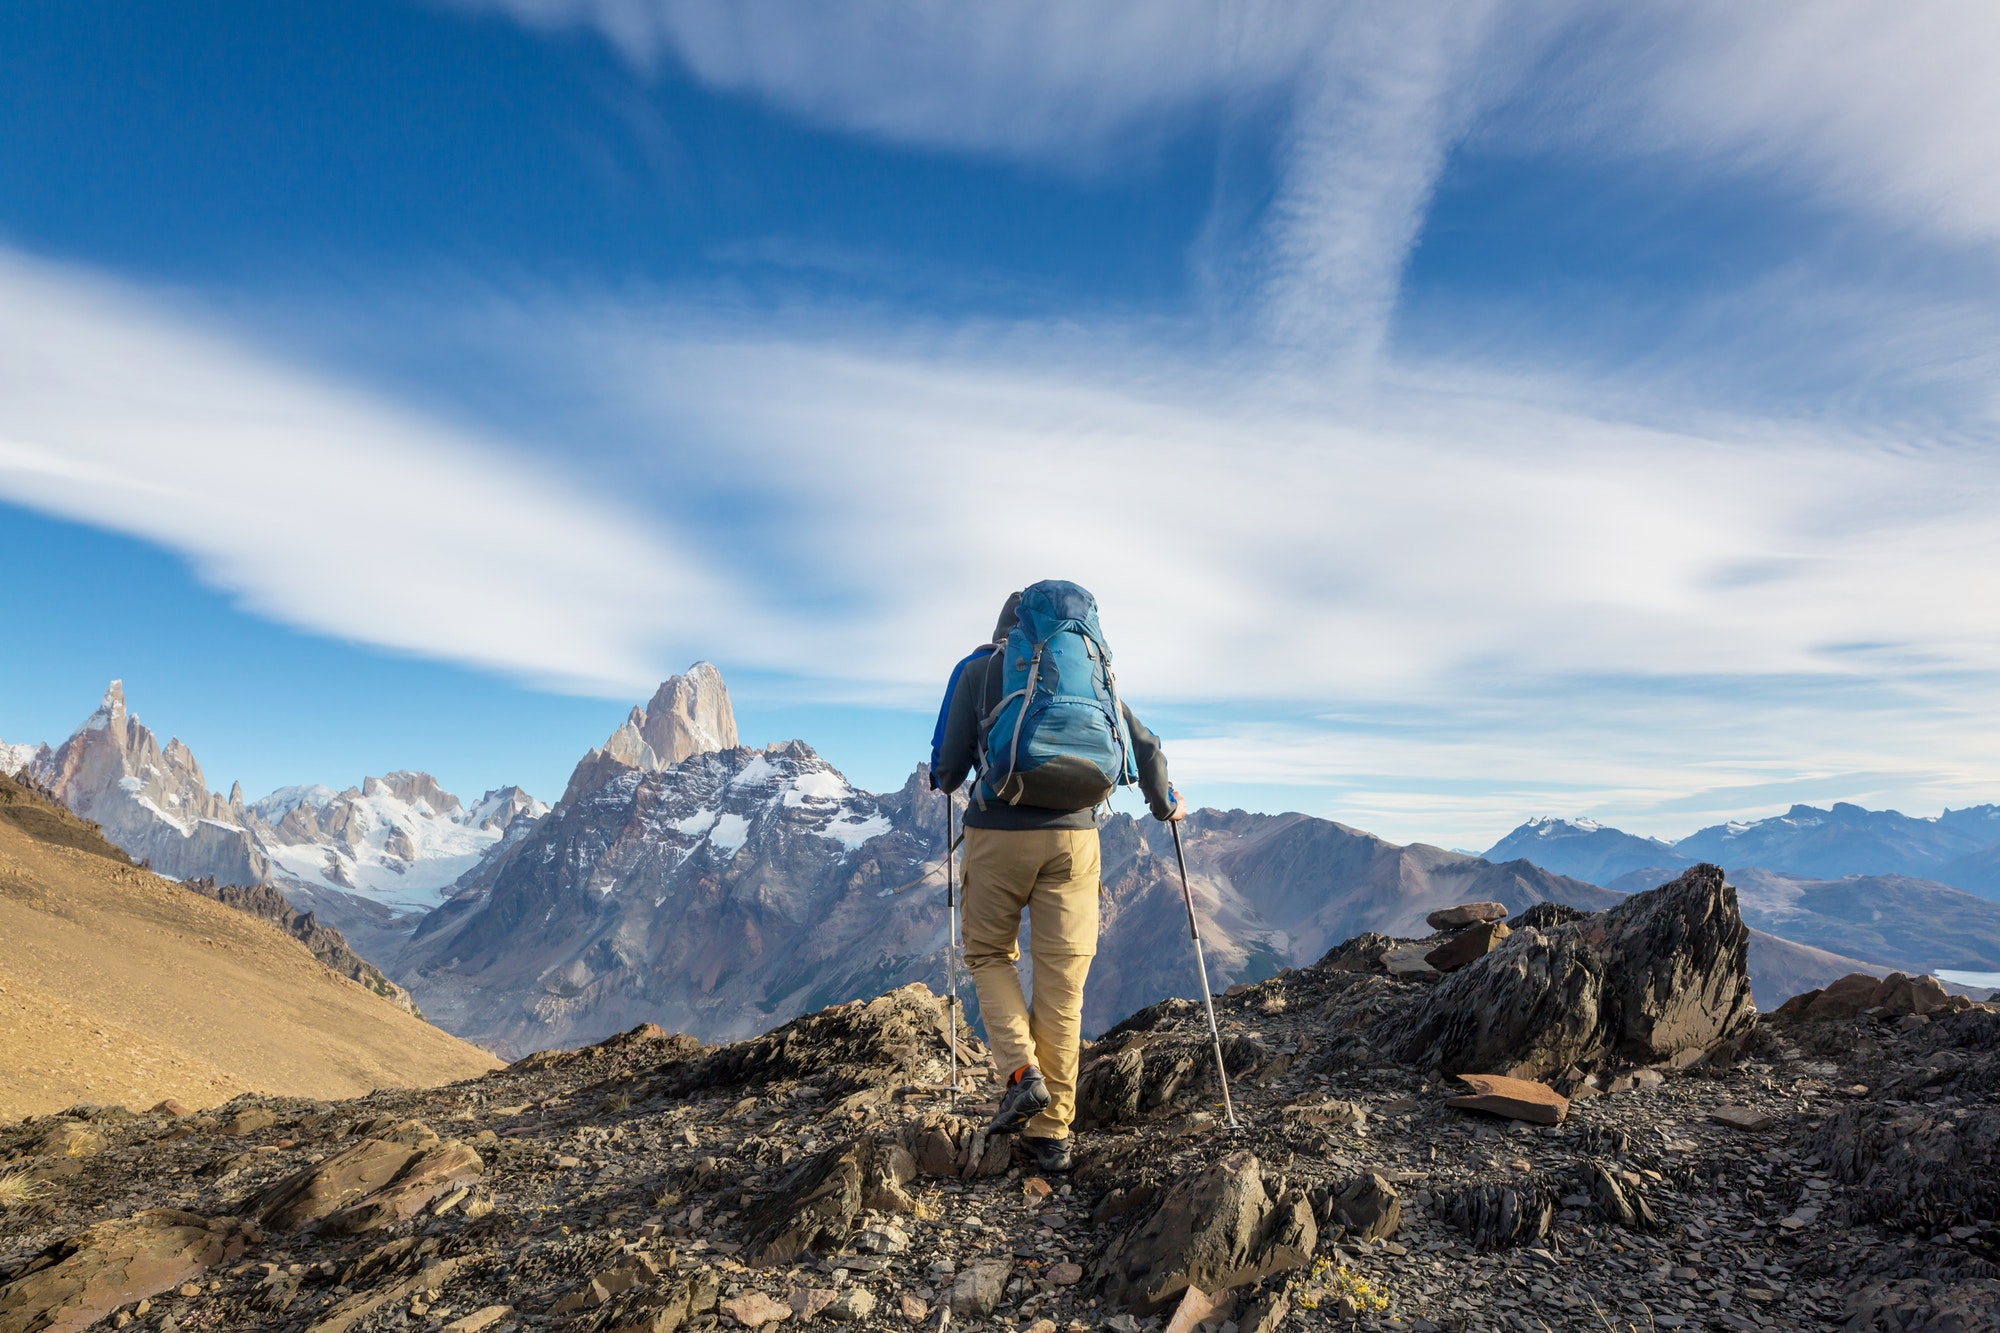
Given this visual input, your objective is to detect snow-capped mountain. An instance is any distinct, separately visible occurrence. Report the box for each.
[251,771,546,916]
[8,682,545,956]
[1482,815,1690,886]
[1488,802,2000,900]
[1674,801,1998,881]
[22,682,268,886]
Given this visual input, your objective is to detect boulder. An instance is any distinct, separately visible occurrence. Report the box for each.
[1877,973,1951,1016]
[1095,1151,1316,1314]
[1426,902,1508,931]
[949,1260,1012,1318]
[252,1137,422,1231]
[1424,922,1510,972]
[1393,865,1756,1079]
[1316,932,1399,973]
[322,1141,485,1235]
[1317,1172,1401,1241]
[1443,1073,1569,1126]
[251,1136,482,1235]
[0,1210,252,1333]
[743,1137,908,1266]
[1801,973,1888,1019]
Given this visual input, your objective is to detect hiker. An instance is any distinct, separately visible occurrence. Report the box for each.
[929,579,1183,1173]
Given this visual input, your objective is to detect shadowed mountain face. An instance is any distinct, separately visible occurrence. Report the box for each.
[1726,868,2000,974]
[398,742,942,1057]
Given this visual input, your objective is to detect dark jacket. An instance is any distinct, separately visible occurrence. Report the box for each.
[932,647,1176,830]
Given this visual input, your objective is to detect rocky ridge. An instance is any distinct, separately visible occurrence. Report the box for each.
[5,866,1995,1333]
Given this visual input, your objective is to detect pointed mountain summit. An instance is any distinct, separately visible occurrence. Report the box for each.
[30,680,268,886]
[599,662,738,774]
[1483,815,1690,886]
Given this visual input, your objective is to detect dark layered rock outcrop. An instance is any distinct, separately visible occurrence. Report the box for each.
[1394,864,1757,1078]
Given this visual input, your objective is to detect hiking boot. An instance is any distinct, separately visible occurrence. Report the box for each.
[1022,1134,1074,1173]
[988,1066,1051,1134]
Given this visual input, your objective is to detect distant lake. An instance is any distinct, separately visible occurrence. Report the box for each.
[1938,969,2000,990]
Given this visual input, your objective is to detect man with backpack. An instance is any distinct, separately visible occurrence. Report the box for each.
[930,579,1183,1173]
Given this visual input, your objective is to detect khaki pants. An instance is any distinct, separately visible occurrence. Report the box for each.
[960,825,1099,1140]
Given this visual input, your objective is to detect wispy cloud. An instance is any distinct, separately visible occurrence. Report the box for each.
[446,0,1316,164]
[0,250,738,698]
[1522,2,2000,248]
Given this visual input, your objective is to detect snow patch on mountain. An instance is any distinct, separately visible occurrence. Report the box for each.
[252,773,548,914]
[0,740,48,777]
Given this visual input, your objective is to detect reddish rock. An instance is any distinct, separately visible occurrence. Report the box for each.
[1803,973,1889,1019]
[1425,922,1511,972]
[1444,1073,1570,1125]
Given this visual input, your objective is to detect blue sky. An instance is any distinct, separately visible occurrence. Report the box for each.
[4,1,1999,846]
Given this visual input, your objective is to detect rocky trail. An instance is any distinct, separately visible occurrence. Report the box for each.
[4,868,1996,1333]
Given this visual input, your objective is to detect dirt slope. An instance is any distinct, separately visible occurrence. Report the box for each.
[0,775,499,1121]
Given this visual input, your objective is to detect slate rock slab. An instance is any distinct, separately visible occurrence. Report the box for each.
[0,1210,253,1333]
[1424,922,1510,972]
[1426,903,1508,931]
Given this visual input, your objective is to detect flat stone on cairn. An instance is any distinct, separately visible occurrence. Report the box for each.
[1426,902,1508,931]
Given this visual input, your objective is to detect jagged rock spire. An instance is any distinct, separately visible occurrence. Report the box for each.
[598,662,739,773]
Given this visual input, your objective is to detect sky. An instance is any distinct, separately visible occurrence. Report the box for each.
[3,1,1999,849]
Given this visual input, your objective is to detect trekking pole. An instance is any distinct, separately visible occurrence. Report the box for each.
[944,790,960,1108]
[1170,819,1238,1128]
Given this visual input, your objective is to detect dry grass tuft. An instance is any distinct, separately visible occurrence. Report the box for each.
[0,1169,42,1208]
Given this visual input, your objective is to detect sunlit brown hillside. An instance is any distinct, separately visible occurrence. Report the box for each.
[0,773,498,1121]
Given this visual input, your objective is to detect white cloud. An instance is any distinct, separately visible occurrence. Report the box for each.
[0,249,740,698]
[448,0,1318,162]
[1504,2,2000,248]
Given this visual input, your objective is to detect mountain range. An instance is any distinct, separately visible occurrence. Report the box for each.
[2,681,545,961]
[8,667,1994,1057]
[1486,805,2000,899]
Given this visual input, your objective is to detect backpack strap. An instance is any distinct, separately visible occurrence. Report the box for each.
[1001,641,1048,805]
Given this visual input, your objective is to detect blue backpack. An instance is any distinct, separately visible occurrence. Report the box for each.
[974,580,1139,810]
